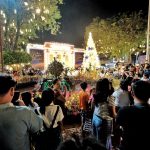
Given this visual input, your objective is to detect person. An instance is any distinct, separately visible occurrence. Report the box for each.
[53,79,66,116]
[112,80,130,112]
[11,91,25,106]
[79,82,90,137]
[116,80,150,150]
[0,75,43,150]
[21,91,38,110]
[92,78,114,150]
[35,88,64,150]
[57,134,107,150]
[141,71,150,81]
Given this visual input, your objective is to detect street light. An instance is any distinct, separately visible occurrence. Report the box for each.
[0,14,4,72]
[146,0,150,62]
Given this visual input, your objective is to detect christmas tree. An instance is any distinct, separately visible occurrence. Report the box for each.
[82,32,100,71]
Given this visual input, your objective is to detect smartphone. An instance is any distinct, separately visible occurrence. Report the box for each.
[12,91,20,105]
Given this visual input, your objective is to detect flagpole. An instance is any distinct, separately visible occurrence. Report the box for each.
[146,0,150,62]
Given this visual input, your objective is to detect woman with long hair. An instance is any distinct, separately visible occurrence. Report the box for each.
[92,78,114,150]
[21,91,38,110]
[35,88,64,150]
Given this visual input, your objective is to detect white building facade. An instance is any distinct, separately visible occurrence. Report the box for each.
[26,42,84,70]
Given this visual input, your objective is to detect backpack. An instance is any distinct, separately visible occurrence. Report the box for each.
[33,106,61,150]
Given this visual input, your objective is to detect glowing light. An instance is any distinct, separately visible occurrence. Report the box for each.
[3,13,6,18]
[0,10,3,15]
[41,16,45,21]
[33,14,35,19]
[24,2,28,6]
[14,9,17,14]
[36,8,41,14]
[44,9,49,14]
[3,27,5,31]
[20,30,24,34]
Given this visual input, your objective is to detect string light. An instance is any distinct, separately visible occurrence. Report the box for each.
[0,10,3,15]
[36,8,41,14]
[20,30,24,34]
[44,9,49,14]
[41,16,45,21]
[24,2,28,6]
[14,9,17,14]
[33,14,35,19]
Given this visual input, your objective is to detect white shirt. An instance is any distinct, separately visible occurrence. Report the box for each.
[37,103,64,128]
[113,89,130,107]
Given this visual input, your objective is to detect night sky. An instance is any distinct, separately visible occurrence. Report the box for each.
[41,0,149,47]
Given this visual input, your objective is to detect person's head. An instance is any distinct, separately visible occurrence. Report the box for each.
[81,137,107,150]
[129,71,134,77]
[40,88,55,114]
[93,92,105,106]
[95,78,109,94]
[120,80,128,91]
[131,80,150,103]
[57,139,79,150]
[125,77,133,86]
[80,82,88,91]
[21,92,33,107]
[143,72,149,79]
[0,75,17,104]
[53,78,61,89]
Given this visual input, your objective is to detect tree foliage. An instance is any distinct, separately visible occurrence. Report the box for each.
[85,11,147,60]
[48,59,64,78]
[3,50,32,65]
[0,0,63,51]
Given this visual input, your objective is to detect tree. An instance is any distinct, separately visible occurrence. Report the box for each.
[3,50,32,65]
[0,0,63,51]
[48,58,64,78]
[85,11,147,60]
[82,32,100,71]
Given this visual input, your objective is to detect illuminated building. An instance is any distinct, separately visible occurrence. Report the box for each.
[26,42,84,70]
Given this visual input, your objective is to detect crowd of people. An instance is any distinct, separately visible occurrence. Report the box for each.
[0,62,150,150]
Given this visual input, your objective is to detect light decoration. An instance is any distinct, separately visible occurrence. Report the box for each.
[44,9,49,14]
[0,0,63,51]
[24,2,28,6]
[0,10,3,15]
[20,30,24,34]
[36,8,41,14]
[14,9,17,14]
[41,16,45,21]
[82,32,100,71]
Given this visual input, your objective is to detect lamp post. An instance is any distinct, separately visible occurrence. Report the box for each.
[0,18,4,72]
[146,0,150,62]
